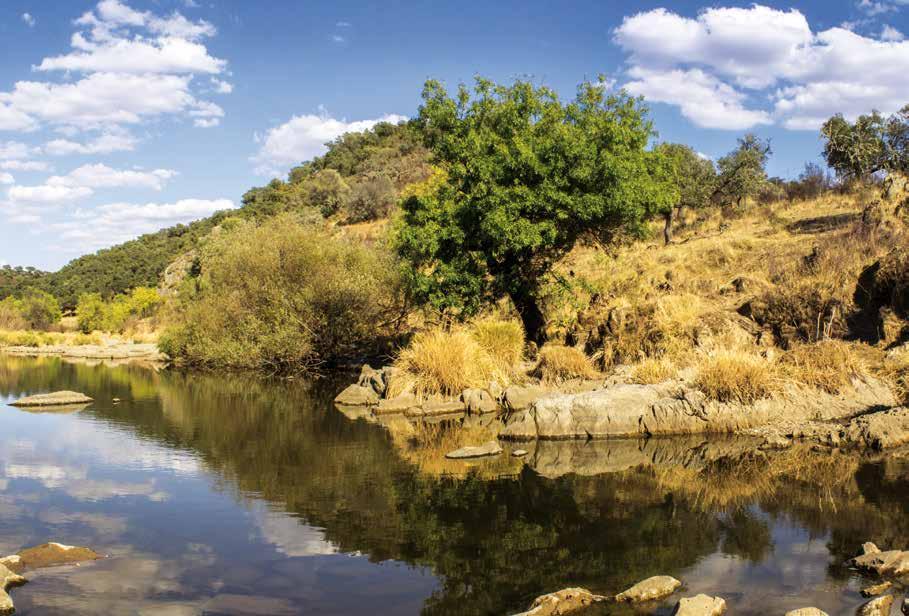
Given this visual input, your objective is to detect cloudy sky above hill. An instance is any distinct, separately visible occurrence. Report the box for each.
[1,0,908,269]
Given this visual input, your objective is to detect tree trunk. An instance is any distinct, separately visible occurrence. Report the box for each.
[510,288,547,346]
[663,209,674,245]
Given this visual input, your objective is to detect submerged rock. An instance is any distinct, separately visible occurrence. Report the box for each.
[501,378,895,441]
[512,587,607,616]
[614,575,681,603]
[445,441,502,459]
[333,384,379,406]
[859,595,893,616]
[784,609,828,616]
[16,543,101,570]
[673,594,726,615]
[10,391,93,407]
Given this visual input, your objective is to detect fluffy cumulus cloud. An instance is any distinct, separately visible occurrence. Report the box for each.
[251,112,408,176]
[0,0,226,134]
[44,130,137,156]
[613,4,909,130]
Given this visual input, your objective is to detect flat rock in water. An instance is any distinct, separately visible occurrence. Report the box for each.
[861,581,892,597]
[615,575,681,603]
[445,441,502,459]
[375,393,419,415]
[859,595,893,616]
[784,609,829,616]
[10,391,92,407]
[512,587,607,616]
[16,543,101,570]
[333,384,378,406]
[673,595,726,616]
[512,449,529,457]
[408,400,466,418]
[852,547,909,575]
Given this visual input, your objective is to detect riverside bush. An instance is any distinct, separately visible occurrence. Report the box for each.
[159,214,406,372]
[76,287,163,333]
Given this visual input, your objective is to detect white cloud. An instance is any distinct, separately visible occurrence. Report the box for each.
[0,104,37,131]
[44,131,137,156]
[7,184,93,204]
[0,173,13,185]
[251,112,408,176]
[331,35,346,44]
[22,13,36,27]
[210,78,233,94]
[613,5,909,130]
[0,142,34,160]
[47,164,177,191]
[37,37,225,75]
[0,160,51,172]
[193,118,220,128]
[881,25,905,41]
[624,67,772,130]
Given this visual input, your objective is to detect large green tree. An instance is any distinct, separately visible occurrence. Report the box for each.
[396,77,676,343]
[821,105,909,188]
[714,133,771,208]
[653,143,717,244]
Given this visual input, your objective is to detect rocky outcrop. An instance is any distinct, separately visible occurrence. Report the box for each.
[861,581,892,597]
[334,384,379,406]
[3,343,165,362]
[859,595,893,616]
[614,576,681,603]
[500,378,896,441]
[851,544,909,576]
[445,441,502,459]
[843,407,909,450]
[673,594,726,615]
[10,391,93,407]
[462,388,498,414]
[511,587,607,616]
[0,563,27,616]
[503,385,549,412]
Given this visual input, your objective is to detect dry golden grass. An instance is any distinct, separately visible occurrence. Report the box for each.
[0,329,103,348]
[694,350,777,404]
[535,344,598,383]
[390,317,525,398]
[631,356,677,384]
[780,339,866,394]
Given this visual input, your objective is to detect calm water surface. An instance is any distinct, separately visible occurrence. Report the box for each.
[1,354,908,615]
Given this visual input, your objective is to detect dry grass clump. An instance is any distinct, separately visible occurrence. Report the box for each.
[631,357,677,384]
[780,339,866,394]
[694,350,777,404]
[535,344,598,383]
[391,317,525,397]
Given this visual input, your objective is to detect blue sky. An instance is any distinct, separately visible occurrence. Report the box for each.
[1,1,908,270]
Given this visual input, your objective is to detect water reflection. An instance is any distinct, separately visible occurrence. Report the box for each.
[1,354,908,615]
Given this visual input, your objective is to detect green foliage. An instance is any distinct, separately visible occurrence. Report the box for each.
[396,76,676,342]
[715,134,771,207]
[160,214,407,372]
[654,143,717,213]
[76,287,163,333]
[346,175,397,223]
[13,288,62,330]
[0,265,48,300]
[821,105,909,182]
[305,169,350,216]
[0,297,28,330]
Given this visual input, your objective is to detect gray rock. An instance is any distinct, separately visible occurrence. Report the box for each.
[10,391,93,407]
[357,364,387,397]
[333,384,379,406]
[375,393,419,415]
[445,441,503,459]
[852,548,909,575]
[843,406,909,450]
[512,587,607,616]
[673,595,726,615]
[512,449,529,457]
[859,595,893,616]
[502,384,550,412]
[615,575,681,603]
[784,609,828,616]
[501,377,896,441]
[461,388,498,414]
[408,400,465,418]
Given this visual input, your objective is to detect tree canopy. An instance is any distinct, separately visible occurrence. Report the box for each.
[714,133,771,207]
[821,105,909,184]
[396,77,676,343]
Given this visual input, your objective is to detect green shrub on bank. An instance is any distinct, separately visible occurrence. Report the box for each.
[0,288,61,330]
[159,213,407,372]
[76,287,163,333]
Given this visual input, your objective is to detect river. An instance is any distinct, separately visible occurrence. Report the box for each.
[1,354,907,615]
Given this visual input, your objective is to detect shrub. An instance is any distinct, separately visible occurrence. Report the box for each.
[346,175,397,223]
[76,287,163,333]
[780,340,865,394]
[76,293,108,333]
[0,297,27,330]
[695,351,776,404]
[160,214,406,372]
[535,344,597,383]
[470,317,524,374]
[393,328,496,397]
[17,288,61,330]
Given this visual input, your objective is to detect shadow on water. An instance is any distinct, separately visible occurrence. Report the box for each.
[1,354,908,615]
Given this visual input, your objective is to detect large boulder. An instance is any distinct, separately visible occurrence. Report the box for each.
[614,576,681,603]
[501,378,895,441]
[673,595,726,615]
[357,365,387,397]
[852,546,909,576]
[10,391,93,407]
[843,407,909,450]
[334,384,379,406]
[503,385,549,413]
[512,587,607,616]
[859,596,893,616]
[461,388,498,414]
[375,393,419,415]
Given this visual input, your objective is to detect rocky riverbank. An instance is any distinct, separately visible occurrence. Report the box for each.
[1,341,165,363]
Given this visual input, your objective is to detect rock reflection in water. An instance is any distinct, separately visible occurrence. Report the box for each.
[1,354,909,615]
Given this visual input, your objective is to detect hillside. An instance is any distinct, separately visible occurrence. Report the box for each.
[8,120,429,309]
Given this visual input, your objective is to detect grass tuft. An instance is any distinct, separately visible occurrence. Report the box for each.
[780,339,865,394]
[695,350,776,404]
[631,356,677,384]
[535,344,598,383]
